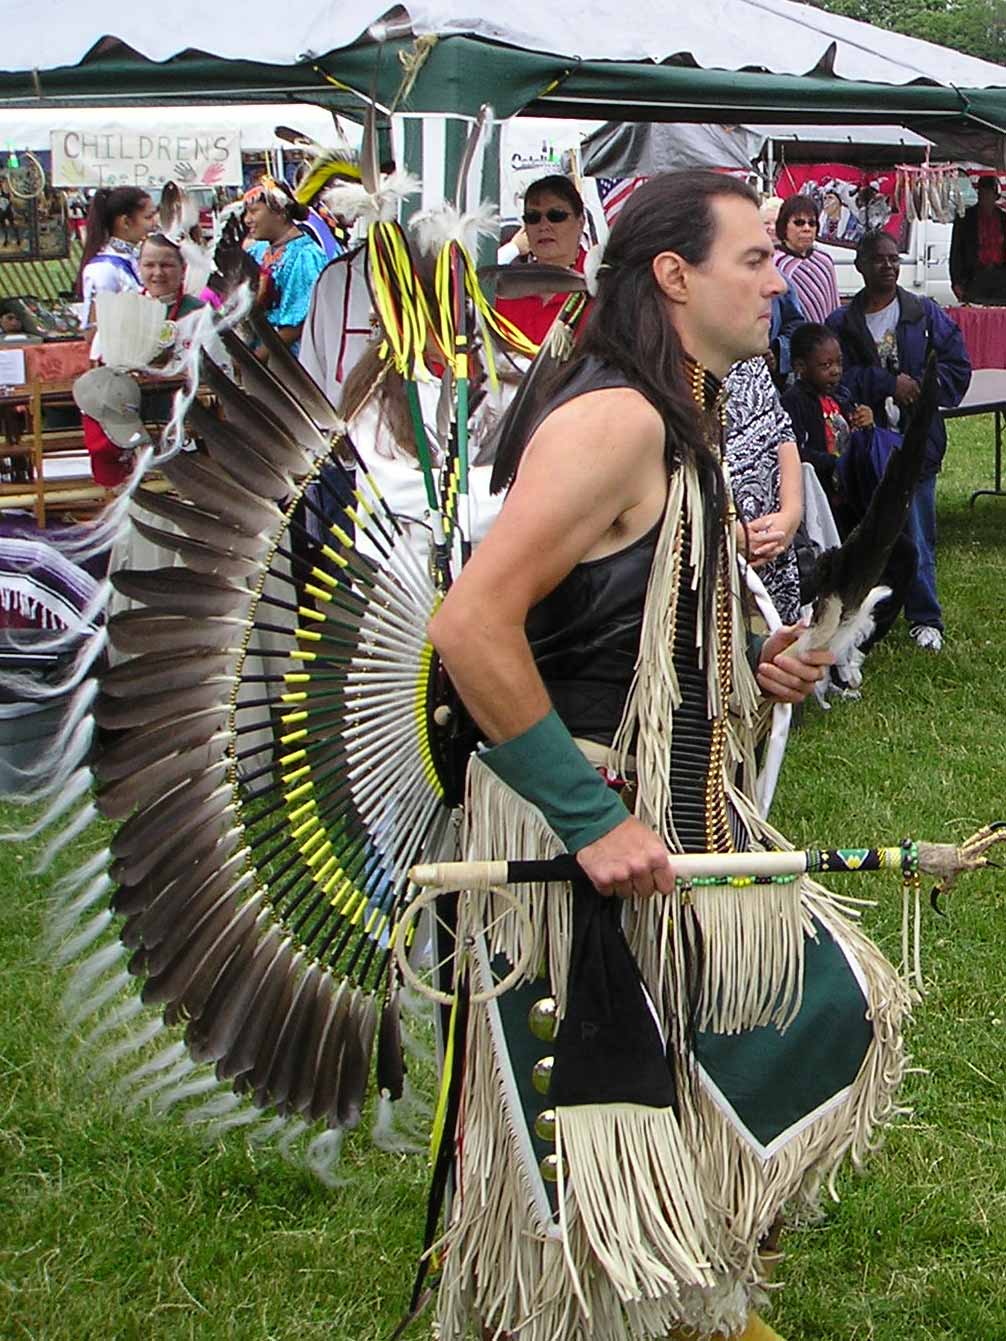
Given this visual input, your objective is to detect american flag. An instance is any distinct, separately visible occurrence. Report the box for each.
[595,176,648,225]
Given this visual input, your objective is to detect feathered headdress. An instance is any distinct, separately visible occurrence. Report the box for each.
[312,105,416,227]
[293,146,364,207]
[242,172,295,214]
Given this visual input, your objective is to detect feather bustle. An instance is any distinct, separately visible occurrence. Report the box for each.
[376,986,405,1102]
[110,762,232,867]
[306,980,353,1123]
[219,328,333,457]
[159,454,283,533]
[101,650,235,698]
[94,706,231,781]
[130,516,262,579]
[107,611,248,657]
[133,488,266,554]
[185,922,282,1063]
[97,737,231,822]
[243,951,305,1097]
[112,825,243,922]
[257,962,324,1109]
[288,969,338,1116]
[110,568,252,619]
[94,680,231,730]
[124,848,248,951]
[141,874,254,982]
[243,311,344,433]
[216,938,298,1079]
[200,355,314,477]
[109,791,235,885]
[337,989,379,1129]
[146,892,260,1015]
[185,400,294,499]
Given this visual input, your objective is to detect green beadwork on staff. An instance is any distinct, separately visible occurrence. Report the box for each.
[685,873,799,889]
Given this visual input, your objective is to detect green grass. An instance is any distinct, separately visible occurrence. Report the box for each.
[3,415,1006,1339]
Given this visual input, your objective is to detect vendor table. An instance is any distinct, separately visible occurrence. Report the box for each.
[945,306,1006,371]
[940,368,1006,505]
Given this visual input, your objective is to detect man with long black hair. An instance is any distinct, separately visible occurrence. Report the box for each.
[427,172,911,1341]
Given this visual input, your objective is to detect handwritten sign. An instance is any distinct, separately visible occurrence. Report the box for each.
[50,128,243,190]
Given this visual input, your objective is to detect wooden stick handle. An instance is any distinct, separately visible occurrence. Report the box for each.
[407,847,918,891]
[408,850,817,891]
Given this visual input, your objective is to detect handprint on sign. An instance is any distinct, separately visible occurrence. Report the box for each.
[173,161,197,183]
[201,162,226,186]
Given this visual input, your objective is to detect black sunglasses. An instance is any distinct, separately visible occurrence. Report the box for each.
[523,208,572,225]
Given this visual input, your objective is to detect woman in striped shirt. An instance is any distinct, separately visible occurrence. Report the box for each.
[773,193,840,325]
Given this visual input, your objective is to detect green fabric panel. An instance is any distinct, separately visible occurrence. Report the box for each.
[10,34,1004,133]
[399,118,424,230]
[694,914,873,1150]
[0,56,348,106]
[492,959,560,1216]
[527,60,986,125]
[0,37,566,121]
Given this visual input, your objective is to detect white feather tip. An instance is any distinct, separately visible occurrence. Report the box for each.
[584,243,607,297]
[410,200,499,257]
[321,170,420,225]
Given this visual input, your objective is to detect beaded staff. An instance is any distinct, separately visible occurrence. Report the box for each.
[409,827,1006,994]
[409,826,1006,894]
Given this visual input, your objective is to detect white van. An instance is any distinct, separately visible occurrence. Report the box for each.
[816,217,956,307]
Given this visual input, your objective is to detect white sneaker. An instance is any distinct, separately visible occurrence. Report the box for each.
[910,625,943,652]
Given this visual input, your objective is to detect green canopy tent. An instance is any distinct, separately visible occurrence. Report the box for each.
[3,5,1006,260]
[4,29,1006,225]
[4,31,1006,132]
[3,22,1006,219]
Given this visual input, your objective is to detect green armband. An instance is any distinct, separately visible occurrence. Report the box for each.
[479,709,630,853]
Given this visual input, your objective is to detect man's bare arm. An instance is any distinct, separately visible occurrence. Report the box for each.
[429,387,676,897]
[429,387,666,744]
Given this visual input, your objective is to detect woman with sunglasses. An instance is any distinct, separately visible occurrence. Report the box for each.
[496,174,587,344]
[772,193,840,325]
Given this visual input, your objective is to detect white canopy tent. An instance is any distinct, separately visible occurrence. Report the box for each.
[8,0,1006,88]
[5,3,1006,267]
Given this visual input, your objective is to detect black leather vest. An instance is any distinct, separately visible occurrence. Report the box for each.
[524,358,731,854]
[526,520,659,745]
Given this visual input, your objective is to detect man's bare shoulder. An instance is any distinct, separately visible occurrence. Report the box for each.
[525,385,664,466]
[543,384,662,433]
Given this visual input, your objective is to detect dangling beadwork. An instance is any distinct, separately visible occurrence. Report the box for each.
[682,356,734,852]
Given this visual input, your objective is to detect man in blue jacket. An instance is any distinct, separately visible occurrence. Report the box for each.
[826,230,971,651]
